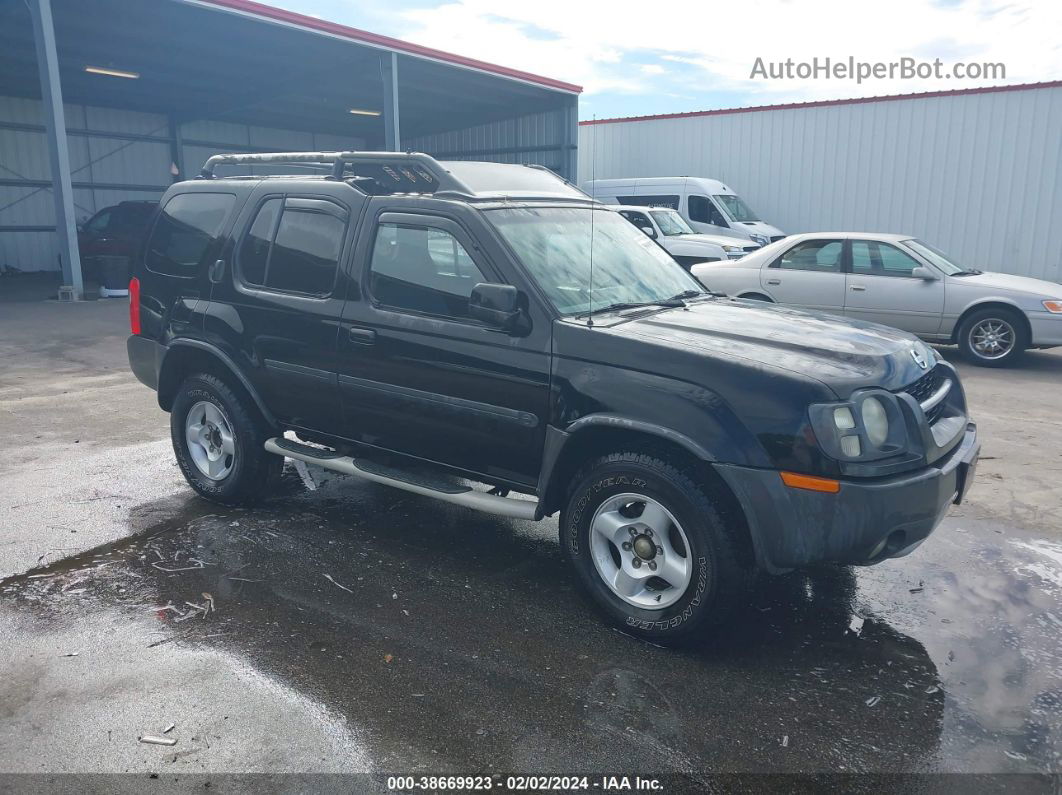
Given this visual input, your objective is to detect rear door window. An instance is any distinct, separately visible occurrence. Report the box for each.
[237,197,346,297]
[146,193,236,278]
[774,240,843,272]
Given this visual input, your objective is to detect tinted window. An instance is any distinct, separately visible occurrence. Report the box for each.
[146,193,235,277]
[84,209,112,234]
[236,199,344,296]
[616,194,679,209]
[370,223,488,319]
[237,198,280,286]
[688,195,728,227]
[267,209,344,295]
[776,240,843,272]
[851,240,922,277]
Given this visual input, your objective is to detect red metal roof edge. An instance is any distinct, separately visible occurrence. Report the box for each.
[193,0,583,94]
[579,80,1062,125]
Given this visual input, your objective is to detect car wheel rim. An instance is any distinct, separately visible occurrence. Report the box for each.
[970,318,1015,360]
[185,400,236,481]
[589,493,693,610]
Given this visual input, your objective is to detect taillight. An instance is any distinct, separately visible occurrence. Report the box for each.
[129,277,141,335]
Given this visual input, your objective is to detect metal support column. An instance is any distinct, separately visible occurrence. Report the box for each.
[381,52,401,151]
[168,115,185,183]
[28,0,83,299]
[563,94,579,183]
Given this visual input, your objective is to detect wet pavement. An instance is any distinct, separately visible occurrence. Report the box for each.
[2,460,1060,782]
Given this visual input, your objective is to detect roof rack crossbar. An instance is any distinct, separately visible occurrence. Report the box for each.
[199,150,473,194]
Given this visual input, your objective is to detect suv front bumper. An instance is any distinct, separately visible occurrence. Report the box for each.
[716,422,979,573]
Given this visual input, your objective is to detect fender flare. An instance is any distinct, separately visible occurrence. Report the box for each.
[535,413,731,519]
[159,339,277,427]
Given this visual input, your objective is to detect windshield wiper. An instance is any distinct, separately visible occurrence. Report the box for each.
[951,269,983,276]
[667,290,709,302]
[578,298,687,318]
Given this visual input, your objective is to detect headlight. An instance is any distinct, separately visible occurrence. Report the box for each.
[861,397,889,447]
[750,234,768,246]
[721,244,741,252]
[1043,300,1062,313]
[810,391,908,462]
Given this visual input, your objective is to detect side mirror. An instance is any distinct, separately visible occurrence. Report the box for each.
[912,266,938,281]
[469,283,529,334]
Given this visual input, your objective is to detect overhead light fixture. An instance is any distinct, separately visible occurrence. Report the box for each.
[85,66,140,79]
[348,108,381,116]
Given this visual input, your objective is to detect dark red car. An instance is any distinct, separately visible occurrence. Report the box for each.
[78,200,158,284]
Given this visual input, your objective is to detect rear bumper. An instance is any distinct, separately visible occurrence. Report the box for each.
[716,422,979,573]
[1027,311,1062,347]
[127,334,164,391]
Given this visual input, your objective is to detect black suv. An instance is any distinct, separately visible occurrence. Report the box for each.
[127,151,979,642]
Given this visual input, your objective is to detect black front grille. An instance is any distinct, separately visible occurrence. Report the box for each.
[900,366,948,423]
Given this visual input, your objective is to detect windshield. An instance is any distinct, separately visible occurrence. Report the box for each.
[713,194,760,222]
[903,239,968,275]
[650,209,695,236]
[488,207,704,317]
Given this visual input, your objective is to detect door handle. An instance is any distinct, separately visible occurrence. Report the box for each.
[849,284,866,292]
[347,326,376,344]
[765,278,781,285]
[208,259,226,283]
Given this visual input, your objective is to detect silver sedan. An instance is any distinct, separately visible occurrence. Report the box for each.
[691,232,1062,366]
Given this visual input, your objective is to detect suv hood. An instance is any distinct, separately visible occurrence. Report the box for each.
[617,299,934,396]
[951,270,1062,297]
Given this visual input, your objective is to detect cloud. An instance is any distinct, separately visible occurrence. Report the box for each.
[391,0,1061,107]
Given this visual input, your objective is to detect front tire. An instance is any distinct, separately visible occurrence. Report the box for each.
[560,451,750,643]
[957,308,1027,367]
[171,373,280,506]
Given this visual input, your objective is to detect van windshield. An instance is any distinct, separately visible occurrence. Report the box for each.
[714,194,760,222]
[488,207,704,317]
[650,210,695,236]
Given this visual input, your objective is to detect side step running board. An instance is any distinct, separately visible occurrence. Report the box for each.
[264,438,538,521]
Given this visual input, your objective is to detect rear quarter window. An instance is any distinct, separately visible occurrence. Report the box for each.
[146,192,236,278]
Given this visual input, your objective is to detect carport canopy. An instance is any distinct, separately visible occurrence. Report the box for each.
[2,0,580,297]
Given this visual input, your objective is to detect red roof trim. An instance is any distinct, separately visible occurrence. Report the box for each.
[192,0,583,94]
[580,80,1062,125]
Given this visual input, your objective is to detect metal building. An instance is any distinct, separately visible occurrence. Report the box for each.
[0,0,580,295]
[580,82,1062,283]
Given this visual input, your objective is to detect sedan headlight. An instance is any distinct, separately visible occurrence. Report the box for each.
[1043,300,1062,313]
[810,391,908,462]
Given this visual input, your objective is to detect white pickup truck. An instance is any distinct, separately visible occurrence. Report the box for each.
[609,205,762,270]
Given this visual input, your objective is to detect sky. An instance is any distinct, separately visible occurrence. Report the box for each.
[280,0,1060,119]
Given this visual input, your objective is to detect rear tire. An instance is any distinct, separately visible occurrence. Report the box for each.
[170,373,280,506]
[560,451,751,643]
[957,308,1027,367]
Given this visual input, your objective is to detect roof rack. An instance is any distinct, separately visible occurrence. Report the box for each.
[198,150,473,195]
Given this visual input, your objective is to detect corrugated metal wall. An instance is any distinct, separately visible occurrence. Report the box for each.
[579,85,1062,283]
[0,95,366,273]
[1,94,578,273]
[406,103,578,182]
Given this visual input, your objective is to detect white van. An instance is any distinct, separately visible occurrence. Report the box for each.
[583,177,784,247]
